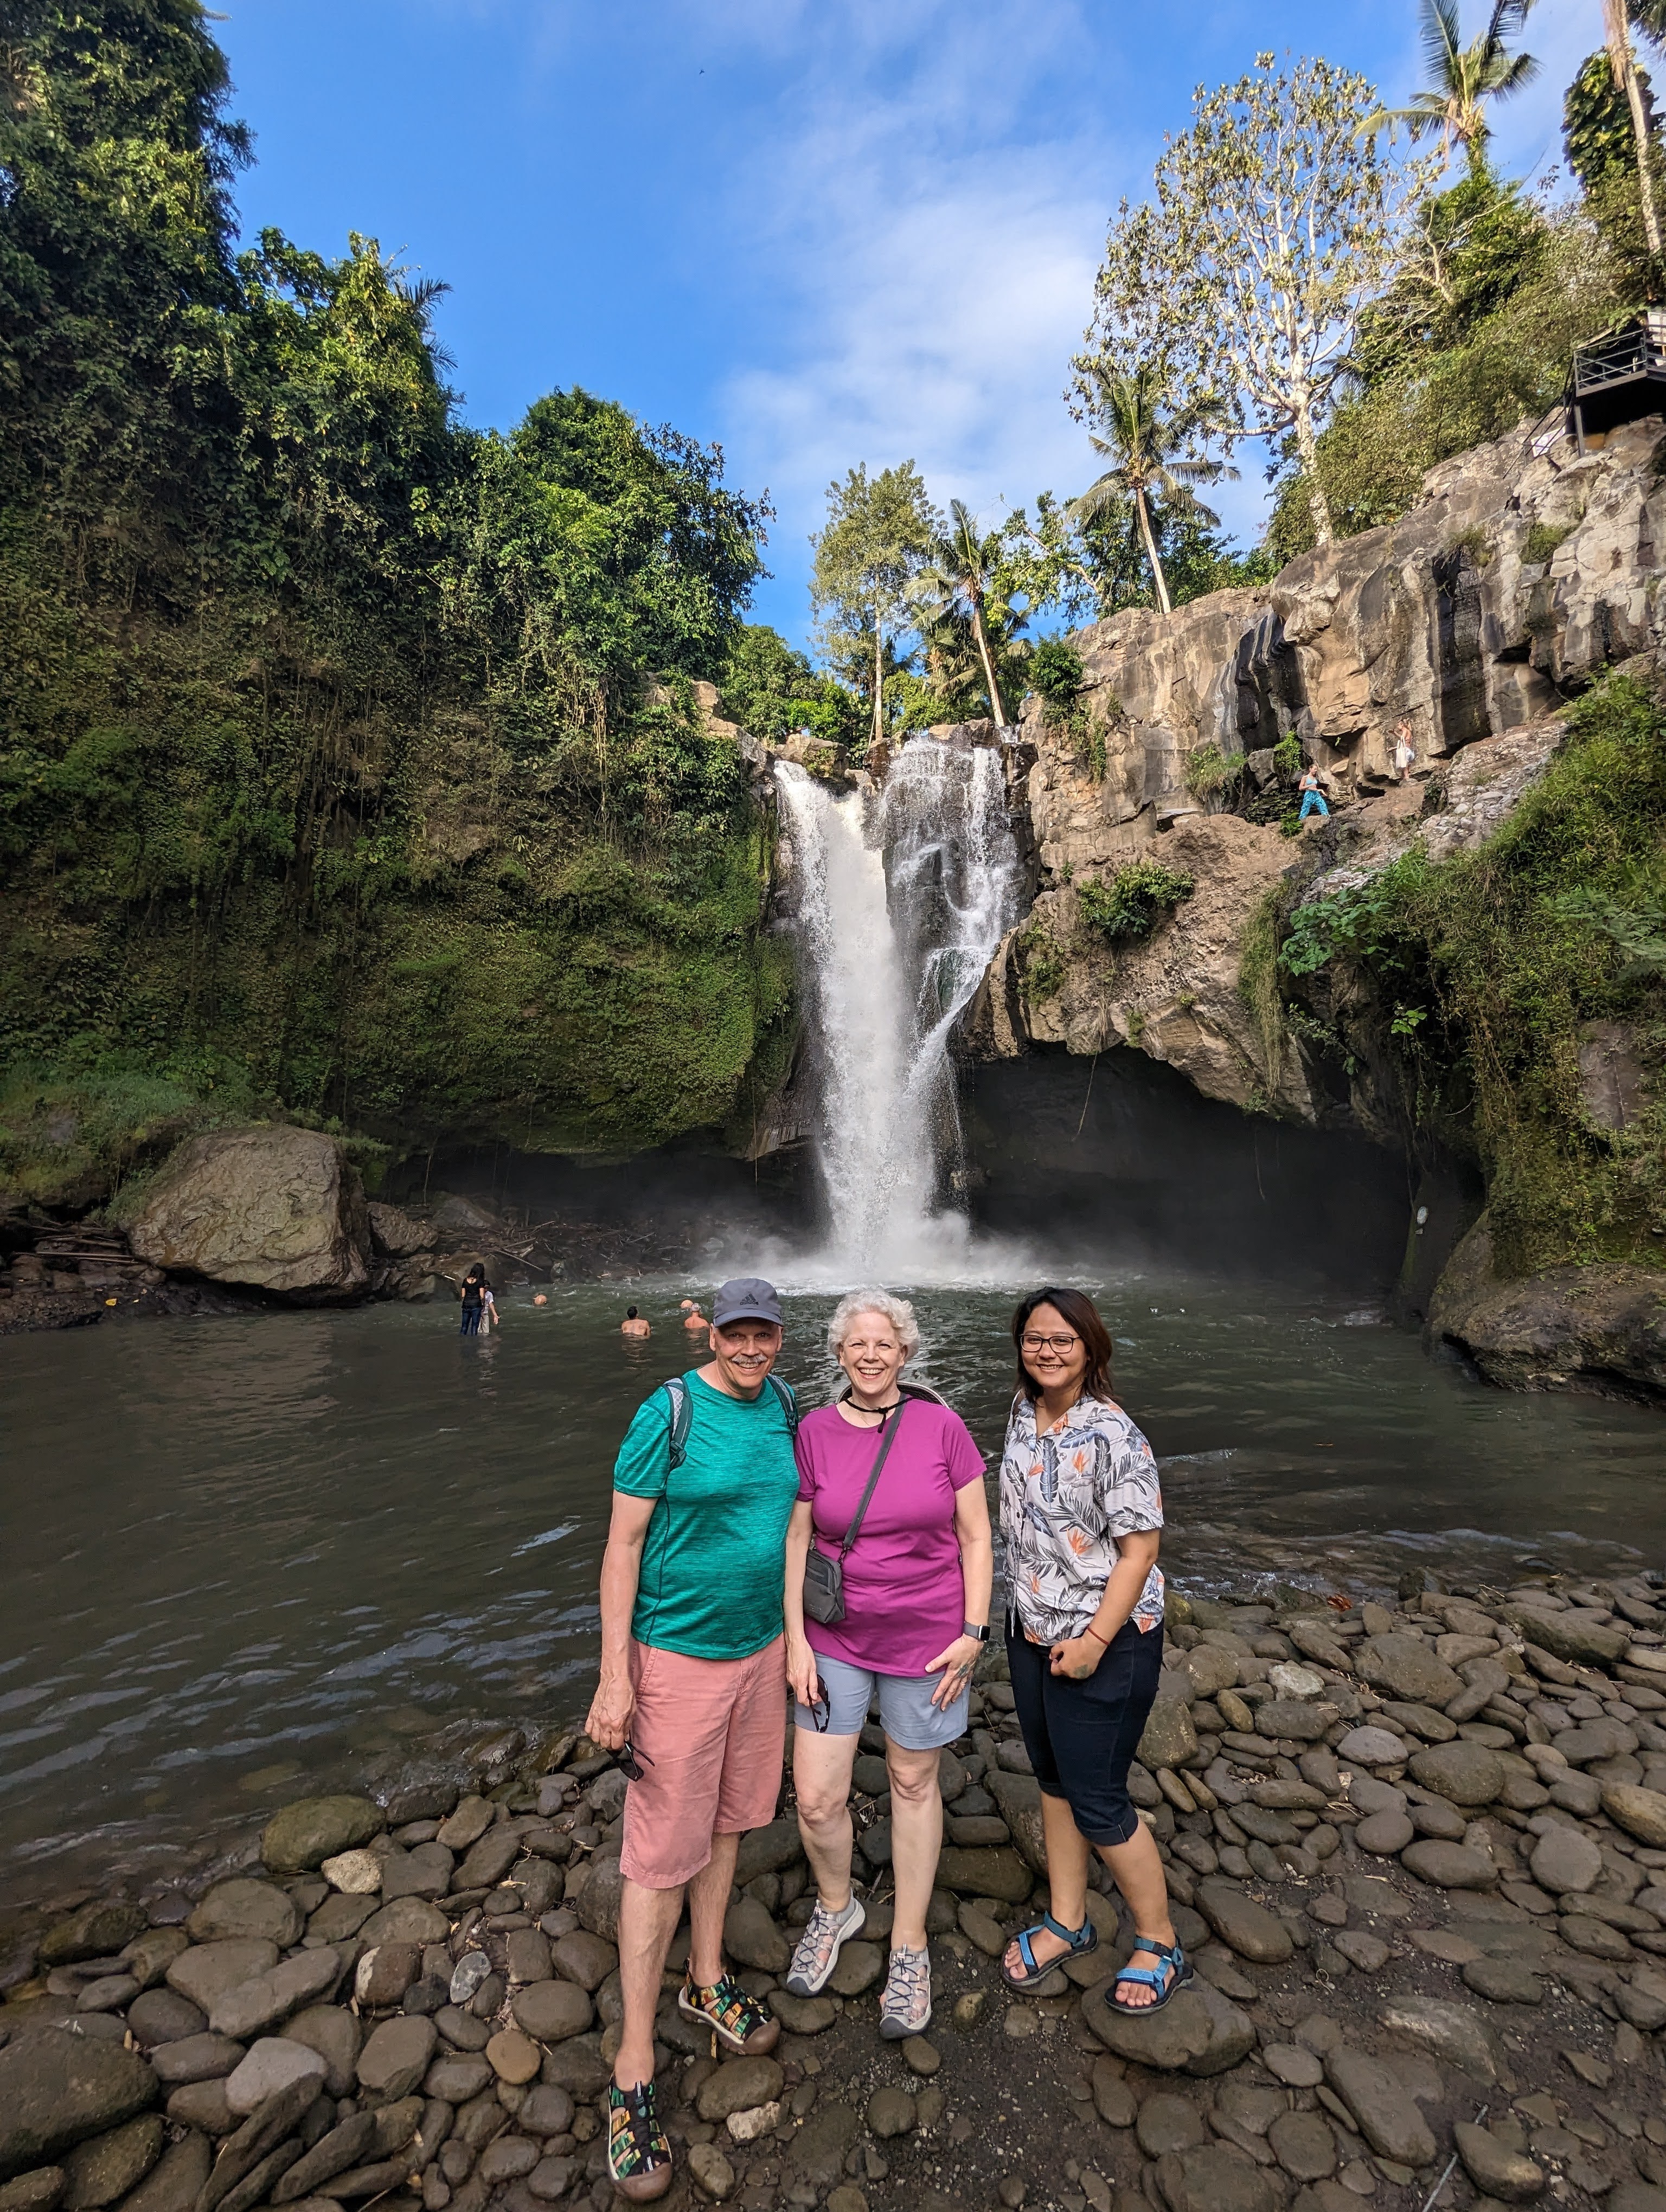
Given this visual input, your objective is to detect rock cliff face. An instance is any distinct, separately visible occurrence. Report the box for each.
[973,417,1666,1107]
[964,416,1666,1395]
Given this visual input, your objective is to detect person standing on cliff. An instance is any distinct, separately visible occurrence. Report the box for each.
[585,1278,799,2202]
[1298,765,1331,822]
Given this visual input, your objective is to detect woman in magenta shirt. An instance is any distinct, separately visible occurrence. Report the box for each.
[783,1291,992,2040]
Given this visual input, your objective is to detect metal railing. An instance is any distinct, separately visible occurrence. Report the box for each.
[1572,312,1666,396]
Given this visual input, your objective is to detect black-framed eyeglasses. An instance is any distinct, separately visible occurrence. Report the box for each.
[809,1681,829,1733]
[1020,1332,1080,1354]
[617,1740,656,1782]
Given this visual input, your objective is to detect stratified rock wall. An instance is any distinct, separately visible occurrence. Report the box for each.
[972,418,1666,1126]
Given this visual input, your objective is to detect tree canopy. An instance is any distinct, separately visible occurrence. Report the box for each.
[0,0,790,1174]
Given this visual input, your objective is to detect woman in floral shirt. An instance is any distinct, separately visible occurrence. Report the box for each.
[998,1287,1186,2012]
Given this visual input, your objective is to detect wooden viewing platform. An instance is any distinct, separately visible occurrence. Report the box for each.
[1570,308,1666,450]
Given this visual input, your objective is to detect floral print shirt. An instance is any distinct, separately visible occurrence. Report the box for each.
[999,1392,1165,1643]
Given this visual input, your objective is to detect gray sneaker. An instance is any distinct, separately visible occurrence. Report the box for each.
[879,1942,931,2039]
[785,1896,866,1997]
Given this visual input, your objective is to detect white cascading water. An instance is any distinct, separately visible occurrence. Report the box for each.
[773,735,1025,1283]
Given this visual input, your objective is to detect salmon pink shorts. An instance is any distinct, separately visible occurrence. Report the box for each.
[620,1635,787,1889]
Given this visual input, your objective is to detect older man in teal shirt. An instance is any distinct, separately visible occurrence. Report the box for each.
[585,1277,800,2202]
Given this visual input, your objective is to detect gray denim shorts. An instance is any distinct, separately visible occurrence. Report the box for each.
[793,1649,969,1751]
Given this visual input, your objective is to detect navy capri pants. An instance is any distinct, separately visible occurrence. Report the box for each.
[1005,1612,1164,1846]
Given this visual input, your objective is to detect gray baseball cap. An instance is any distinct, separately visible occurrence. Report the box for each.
[710,1276,784,1329]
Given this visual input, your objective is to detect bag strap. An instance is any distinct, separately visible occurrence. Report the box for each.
[666,1371,797,1471]
[766,1373,800,1440]
[662,1376,694,1473]
[836,1399,908,1560]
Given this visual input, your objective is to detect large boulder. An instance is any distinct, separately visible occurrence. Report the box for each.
[1429,1219,1666,1407]
[262,1795,384,1873]
[1355,1635,1464,1708]
[127,1127,371,1296]
[1083,1972,1255,2076]
[0,2036,158,2177]
[366,1202,430,1257]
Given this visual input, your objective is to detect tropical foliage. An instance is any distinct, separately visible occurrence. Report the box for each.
[0,0,790,1191]
[1087,55,1432,546]
[1361,0,1539,173]
[1067,362,1232,615]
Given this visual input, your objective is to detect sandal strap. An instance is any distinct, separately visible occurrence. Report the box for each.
[1014,1926,1039,1975]
[690,1971,767,2039]
[1116,1964,1170,1989]
[1133,1935,1184,1962]
[608,2081,669,2175]
[1042,1912,1092,1946]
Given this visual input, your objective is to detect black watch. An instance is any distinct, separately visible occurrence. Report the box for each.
[963,1621,990,1642]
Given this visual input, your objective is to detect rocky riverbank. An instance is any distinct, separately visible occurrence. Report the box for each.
[0,1132,704,1335]
[6,1568,1666,2212]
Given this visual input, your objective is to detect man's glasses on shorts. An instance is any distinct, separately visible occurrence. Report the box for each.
[616,1740,656,1782]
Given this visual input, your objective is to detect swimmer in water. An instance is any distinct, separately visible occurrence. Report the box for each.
[682,1300,709,1334]
[621,1306,651,1339]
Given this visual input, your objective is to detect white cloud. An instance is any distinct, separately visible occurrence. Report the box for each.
[691,0,1129,631]
[695,0,1621,638]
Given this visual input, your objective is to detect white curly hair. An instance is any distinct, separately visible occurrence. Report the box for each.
[826,1289,920,1361]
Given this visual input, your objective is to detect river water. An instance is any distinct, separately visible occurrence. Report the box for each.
[5,1277,1665,1897]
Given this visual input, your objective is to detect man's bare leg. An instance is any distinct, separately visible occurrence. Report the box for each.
[687,1830,741,1988]
[614,1875,685,2089]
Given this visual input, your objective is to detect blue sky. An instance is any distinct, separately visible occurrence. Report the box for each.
[218,0,1594,649]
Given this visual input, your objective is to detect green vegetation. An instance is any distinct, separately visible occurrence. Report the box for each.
[0,0,792,1198]
[1067,361,1234,614]
[1017,919,1068,1002]
[1183,747,1245,803]
[1264,172,1620,563]
[1078,861,1196,942]
[718,626,863,749]
[1363,0,1539,176]
[1260,674,1666,1271]
[1523,520,1572,565]
[809,463,939,753]
[1027,641,1086,711]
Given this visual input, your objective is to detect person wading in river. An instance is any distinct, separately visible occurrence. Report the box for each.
[585,1277,799,2202]
[998,1287,1184,2013]
[458,1265,495,1336]
[621,1306,650,1338]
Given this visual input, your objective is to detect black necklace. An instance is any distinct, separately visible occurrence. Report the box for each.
[845,1397,901,1420]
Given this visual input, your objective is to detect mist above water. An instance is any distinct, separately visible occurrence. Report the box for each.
[773,738,1024,1286]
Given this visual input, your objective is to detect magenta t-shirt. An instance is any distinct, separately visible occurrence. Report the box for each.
[796,1398,986,1677]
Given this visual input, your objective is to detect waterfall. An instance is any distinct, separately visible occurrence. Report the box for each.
[773,736,1025,1283]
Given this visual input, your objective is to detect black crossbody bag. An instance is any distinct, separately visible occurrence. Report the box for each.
[801,1399,907,1626]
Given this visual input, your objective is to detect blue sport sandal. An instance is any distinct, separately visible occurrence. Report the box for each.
[1112,1934,1192,2014]
[1002,1910,1099,1990]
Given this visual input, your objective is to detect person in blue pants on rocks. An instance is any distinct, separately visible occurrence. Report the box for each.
[1298,767,1330,822]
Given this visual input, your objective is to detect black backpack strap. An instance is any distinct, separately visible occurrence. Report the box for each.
[837,1399,907,1560]
[766,1373,800,1439]
[661,1375,694,1474]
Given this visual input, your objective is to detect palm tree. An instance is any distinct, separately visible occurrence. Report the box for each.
[1068,362,1232,618]
[1605,0,1665,260]
[908,501,1015,728]
[1363,1,1539,173]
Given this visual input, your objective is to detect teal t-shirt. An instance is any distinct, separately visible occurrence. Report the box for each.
[613,1371,801,1661]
